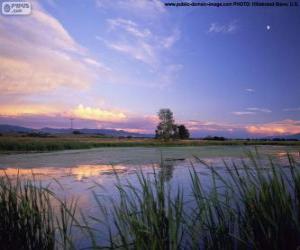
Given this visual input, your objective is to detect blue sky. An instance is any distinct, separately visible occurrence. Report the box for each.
[0,0,299,137]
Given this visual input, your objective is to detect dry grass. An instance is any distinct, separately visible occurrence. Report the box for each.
[0,134,299,152]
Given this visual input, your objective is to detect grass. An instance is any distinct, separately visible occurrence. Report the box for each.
[1,135,300,152]
[1,153,300,249]
[0,174,76,250]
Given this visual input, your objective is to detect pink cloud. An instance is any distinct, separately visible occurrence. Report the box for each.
[246,120,300,135]
[0,2,108,95]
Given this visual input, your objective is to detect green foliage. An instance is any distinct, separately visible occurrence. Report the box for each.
[0,177,55,250]
[90,169,184,249]
[0,175,76,250]
[177,124,190,139]
[155,110,190,140]
[155,108,176,141]
[0,136,300,152]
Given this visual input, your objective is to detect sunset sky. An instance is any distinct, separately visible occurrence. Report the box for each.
[0,0,299,137]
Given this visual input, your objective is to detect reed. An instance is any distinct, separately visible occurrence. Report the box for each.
[0,174,75,250]
[1,153,300,249]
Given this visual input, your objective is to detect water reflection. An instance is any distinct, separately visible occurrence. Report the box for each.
[0,148,299,218]
[159,160,176,182]
[0,164,131,180]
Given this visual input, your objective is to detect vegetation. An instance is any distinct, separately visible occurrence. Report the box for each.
[1,153,300,249]
[177,124,190,139]
[155,108,177,141]
[155,109,190,141]
[0,175,76,250]
[0,135,300,152]
[203,136,226,141]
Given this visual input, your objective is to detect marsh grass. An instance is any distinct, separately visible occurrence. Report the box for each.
[1,153,300,249]
[1,135,299,152]
[0,173,76,250]
[80,153,300,249]
[81,166,184,249]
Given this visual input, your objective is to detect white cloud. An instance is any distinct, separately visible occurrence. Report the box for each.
[96,0,165,17]
[245,88,255,92]
[283,107,300,112]
[208,21,238,34]
[107,18,151,38]
[186,120,238,132]
[103,18,180,68]
[106,40,157,66]
[233,108,272,116]
[161,29,181,49]
[232,111,256,116]
[246,107,272,113]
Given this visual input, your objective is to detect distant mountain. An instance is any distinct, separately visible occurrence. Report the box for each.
[267,133,300,140]
[0,124,153,138]
[285,133,300,140]
[0,124,33,133]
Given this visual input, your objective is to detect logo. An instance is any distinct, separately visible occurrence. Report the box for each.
[2,1,31,15]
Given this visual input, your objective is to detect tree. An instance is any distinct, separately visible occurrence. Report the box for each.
[155,109,176,141]
[177,125,190,139]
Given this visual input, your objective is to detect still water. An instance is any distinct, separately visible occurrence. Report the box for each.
[1,145,299,207]
[0,145,300,246]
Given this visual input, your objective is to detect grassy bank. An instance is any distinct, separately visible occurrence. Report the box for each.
[1,135,300,152]
[0,175,77,250]
[1,154,300,249]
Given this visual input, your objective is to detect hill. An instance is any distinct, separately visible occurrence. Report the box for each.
[0,124,153,138]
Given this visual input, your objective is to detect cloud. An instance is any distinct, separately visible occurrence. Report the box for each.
[232,111,256,116]
[84,57,111,71]
[0,103,126,122]
[103,18,180,67]
[246,119,300,135]
[0,104,58,117]
[245,88,255,92]
[246,107,272,113]
[233,108,272,116]
[1,104,299,137]
[283,107,300,112]
[208,21,237,34]
[99,17,182,88]
[0,2,108,95]
[161,29,181,49]
[107,18,151,38]
[185,120,237,132]
[106,40,157,66]
[95,0,165,17]
[72,104,126,122]
[0,103,157,132]
[185,119,300,137]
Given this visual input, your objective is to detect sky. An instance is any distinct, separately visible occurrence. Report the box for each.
[0,0,299,137]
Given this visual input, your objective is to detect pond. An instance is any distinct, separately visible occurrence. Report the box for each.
[1,144,299,205]
[1,145,300,247]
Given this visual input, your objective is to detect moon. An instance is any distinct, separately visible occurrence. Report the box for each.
[266,25,271,30]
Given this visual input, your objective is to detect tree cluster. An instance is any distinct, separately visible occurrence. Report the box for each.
[155,109,190,141]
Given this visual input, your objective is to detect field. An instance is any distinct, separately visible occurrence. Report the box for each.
[0,134,300,152]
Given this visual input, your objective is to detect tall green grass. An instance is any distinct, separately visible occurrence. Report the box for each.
[81,154,300,249]
[1,153,300,249]
[0,174,76,250]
